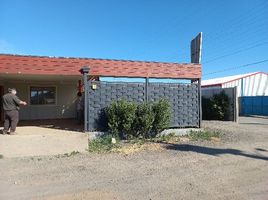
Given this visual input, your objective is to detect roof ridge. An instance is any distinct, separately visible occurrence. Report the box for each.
[0,53,197,65]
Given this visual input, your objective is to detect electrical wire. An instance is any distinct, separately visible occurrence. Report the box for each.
[202,59,268,77]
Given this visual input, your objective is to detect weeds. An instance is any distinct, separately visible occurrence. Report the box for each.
[187,130,220,141]
[87,129,221,154]
[129,138,145,145]
[63,151,80,157]
[158,132,176,142]
[88,135,119,153]
[55,151,80,158]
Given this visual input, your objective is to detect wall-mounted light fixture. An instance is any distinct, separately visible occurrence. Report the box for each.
[91,83,97,90]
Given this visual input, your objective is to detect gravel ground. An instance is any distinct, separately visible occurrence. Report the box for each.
[0,116,268,200]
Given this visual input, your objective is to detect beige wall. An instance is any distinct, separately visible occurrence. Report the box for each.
[1,80,78,120]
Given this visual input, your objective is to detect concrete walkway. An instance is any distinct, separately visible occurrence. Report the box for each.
[0,126,89,158]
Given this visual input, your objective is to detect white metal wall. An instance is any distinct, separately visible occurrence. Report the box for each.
[222,73,268,97]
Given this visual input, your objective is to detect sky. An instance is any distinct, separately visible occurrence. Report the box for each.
[0,0,267,80]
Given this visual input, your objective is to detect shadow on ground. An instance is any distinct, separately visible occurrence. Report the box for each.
[165,144,268,161]
[18,119,83,132]
[239,122,268,126]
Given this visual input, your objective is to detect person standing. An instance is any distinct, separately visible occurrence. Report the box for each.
[2,88,27,135]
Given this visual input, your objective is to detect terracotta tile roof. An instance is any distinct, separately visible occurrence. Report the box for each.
[0,54,201,79]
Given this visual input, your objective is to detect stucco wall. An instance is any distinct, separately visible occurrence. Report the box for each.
[2,81,77,120]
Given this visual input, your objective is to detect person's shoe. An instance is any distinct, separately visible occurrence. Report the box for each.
[1,130,8,135]
[9,132,18,135]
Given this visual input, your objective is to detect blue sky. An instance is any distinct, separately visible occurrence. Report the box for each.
[0,0,267,80]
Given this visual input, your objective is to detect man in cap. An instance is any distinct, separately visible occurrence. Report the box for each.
[2,88,27,135]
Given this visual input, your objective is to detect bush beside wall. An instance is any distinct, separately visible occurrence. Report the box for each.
[105,99,171,139]
[202,91,230,120]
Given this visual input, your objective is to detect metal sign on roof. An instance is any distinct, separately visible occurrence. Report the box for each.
[191,32,202,64]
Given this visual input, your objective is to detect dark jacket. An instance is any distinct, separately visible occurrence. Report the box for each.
[2,93,21,111]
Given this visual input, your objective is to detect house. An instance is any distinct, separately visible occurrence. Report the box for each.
[0,54,201,122]
[202,72,268,116]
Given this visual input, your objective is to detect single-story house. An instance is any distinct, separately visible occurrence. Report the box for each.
[0,54,201,122]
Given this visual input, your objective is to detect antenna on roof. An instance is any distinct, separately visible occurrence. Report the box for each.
[191,32,202,64]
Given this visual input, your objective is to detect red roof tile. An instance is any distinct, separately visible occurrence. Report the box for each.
[0,54,201,79]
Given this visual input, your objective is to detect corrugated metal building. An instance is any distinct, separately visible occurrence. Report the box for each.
[202,72,268,97]
[202,72,268,116]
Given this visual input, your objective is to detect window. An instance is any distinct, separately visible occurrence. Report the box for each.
[30,87,56,105]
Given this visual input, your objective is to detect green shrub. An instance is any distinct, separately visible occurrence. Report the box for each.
[105,99,171,139]
[106,100,136,139]
[202,91,229,120]
[133,103,155,138]
[152,99,171,137]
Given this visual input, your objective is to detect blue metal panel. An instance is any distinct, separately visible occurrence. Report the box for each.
[263,96,268,116]
[252,97,261,115]
[241,96,268,116]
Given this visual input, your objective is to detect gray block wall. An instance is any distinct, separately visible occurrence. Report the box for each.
[87,81,199,130]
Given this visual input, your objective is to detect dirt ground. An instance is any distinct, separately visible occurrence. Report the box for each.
[0,116,268,200]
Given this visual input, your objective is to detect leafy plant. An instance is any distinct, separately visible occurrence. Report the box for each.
[151,99,171,137]
[105,99,171,139]
[133,103,155,138]
[106,100,136,139]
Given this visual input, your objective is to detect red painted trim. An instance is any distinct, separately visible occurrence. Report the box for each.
[202,71,268,87]
[221,71,263,85]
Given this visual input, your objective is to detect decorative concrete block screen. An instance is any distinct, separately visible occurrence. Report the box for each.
[87,81,199,130]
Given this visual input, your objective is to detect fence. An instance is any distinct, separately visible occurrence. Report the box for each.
[86,81,200,131]
[240,96,268,116]
[201,87,238,122]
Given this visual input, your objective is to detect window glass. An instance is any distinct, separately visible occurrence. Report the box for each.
[30,87,56,105]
